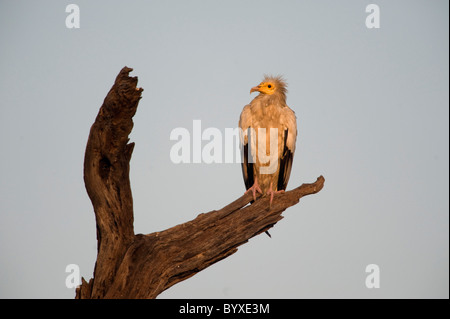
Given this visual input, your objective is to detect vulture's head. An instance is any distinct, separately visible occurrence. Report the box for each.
[250,75,287,96]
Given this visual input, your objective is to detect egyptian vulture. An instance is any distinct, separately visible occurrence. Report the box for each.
[239,75,297,207]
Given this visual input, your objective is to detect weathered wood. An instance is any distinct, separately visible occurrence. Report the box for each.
[76,67,325,299]
[104,176,324,298]
[80,67,142,299]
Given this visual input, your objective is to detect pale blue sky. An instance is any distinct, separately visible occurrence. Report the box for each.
[0,0,448,298]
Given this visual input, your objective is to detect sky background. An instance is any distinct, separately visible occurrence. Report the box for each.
[0,0,448,299]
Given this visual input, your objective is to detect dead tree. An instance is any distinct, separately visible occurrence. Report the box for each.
[76,67,325,299]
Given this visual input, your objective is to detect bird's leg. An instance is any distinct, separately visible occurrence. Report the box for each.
[245,176,263,201]
[267,182,285,208]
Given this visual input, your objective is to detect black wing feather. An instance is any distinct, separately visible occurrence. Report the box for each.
[241,128,254,190]
[277,129,294,191]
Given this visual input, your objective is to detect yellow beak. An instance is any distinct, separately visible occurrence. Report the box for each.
[250,85,260,94]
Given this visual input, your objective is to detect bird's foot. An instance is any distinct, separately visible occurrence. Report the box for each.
[245,178,263,201]
[267,183,285,208]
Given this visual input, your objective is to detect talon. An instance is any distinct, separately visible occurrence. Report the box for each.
[245,176,263,200]
[267,182,284,208]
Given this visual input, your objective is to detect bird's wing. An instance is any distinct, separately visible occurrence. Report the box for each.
[239,105,254,190]
[277,106,297,191]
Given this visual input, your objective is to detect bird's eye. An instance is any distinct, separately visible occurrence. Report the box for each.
[268,84,272,88]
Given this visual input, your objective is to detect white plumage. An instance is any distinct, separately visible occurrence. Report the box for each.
[239,75,297,206]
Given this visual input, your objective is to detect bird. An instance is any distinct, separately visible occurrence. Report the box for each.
[239,75,297,213]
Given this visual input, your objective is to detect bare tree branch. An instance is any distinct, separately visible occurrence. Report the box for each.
[76,67,324,299]
[81,67,141,298]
